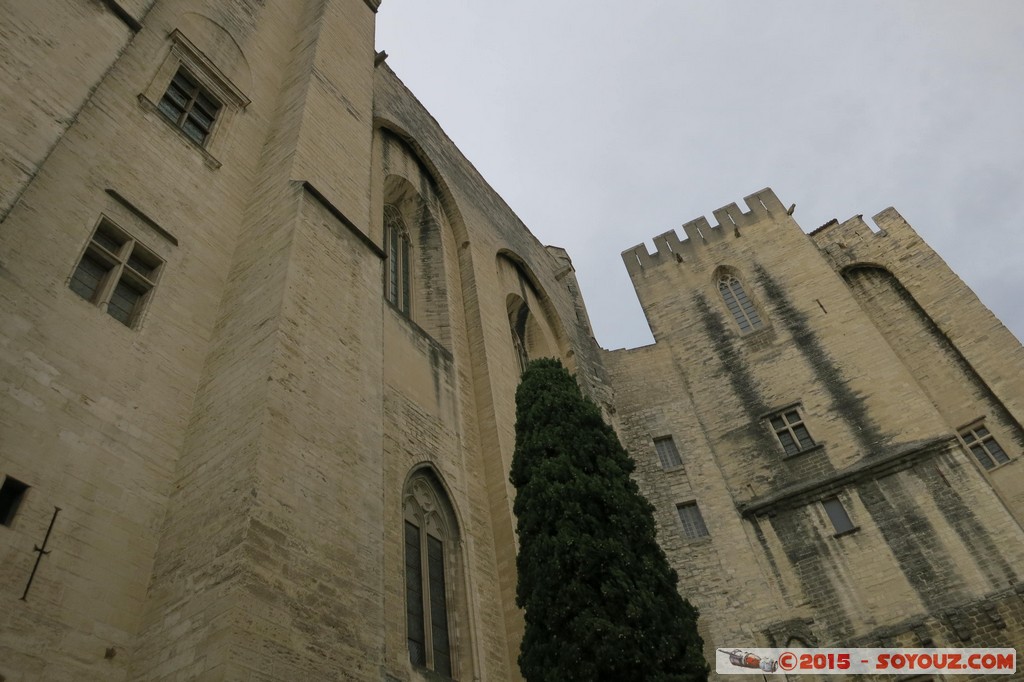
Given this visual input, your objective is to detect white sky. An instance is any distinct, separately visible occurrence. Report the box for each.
[375,2,1024,350]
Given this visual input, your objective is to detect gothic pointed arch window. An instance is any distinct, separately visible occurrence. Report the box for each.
[384,203,411,315]
[509,299,530,374]
[404,470,459,677]
[718,271,764,333]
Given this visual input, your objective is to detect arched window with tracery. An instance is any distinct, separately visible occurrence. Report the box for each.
[718,272,764,333]
[404,471,458,677]
[384,203,411,316]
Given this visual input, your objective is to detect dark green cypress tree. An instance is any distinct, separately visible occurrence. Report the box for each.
[510,358,708,682]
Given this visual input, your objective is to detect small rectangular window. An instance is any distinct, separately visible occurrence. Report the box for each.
[822,497,856,535]
[70,219,162,328]
[676,502,709,539]
[653,436,682,469]
[959,424,1011,470]
[0,476,29,527]
[158,68,222,146]
[769,407,815,456]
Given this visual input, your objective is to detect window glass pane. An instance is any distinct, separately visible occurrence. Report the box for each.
[171,70,197,91]
[195,92,221,116]
[970,444,994,469]
[961,431,976,443]
[428,535,451,677]
[387,227,399,305]
[405,522,426,666]
[784,411,800,424]
[164,81,191,107]
[92,226,126,254]
[976,427,990,437]
[823,497,855,533]
[986,438,1010,464]
[741,300,762,328]
[107,278,145,326]
[654,437,682,469]
[794,424,815,450]
[182,119,207,144]
[676,503,709,539]
[188,108,214,131]
[400,235,410,315]
[157,98,184,123]
[70,253,109,301]
[778,430,798,455]
[770,416,785,430]
[127,251,156,279]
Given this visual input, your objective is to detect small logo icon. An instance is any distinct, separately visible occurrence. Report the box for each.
[720,649,779,673]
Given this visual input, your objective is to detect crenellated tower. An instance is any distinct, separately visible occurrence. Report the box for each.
[606,188,1024,658]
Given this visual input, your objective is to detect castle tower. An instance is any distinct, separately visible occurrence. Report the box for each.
[607,188,1024,656]
[1,0,386,678]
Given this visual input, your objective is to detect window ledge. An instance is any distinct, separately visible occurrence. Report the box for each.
[832,526,860,539]
[137,94,222,169]
[681,535,713,546]
[783,443,826,460]
[384,298,454,360]
[410,665,454,682]
[738,325,775,342]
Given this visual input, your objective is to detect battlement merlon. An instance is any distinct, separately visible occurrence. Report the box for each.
[621,188,786,276]
[811,207,920,253]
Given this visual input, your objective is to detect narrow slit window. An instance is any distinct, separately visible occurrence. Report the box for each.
[0,476,29,527]
[822,497,856,535]
[719,274,764,333]
[384,204,411,316]
[405,521,427,666]
[676,502,709,539]
[427,535,452,677]
[653,436,683,469]
[960,424,1011,469]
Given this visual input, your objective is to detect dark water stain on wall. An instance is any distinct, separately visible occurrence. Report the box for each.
[756,265,885,455]
[914,463,1018,589]
[856,476,966,612]
[770,509,855,639]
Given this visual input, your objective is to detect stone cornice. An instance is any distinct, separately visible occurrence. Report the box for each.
[738,436,956,517]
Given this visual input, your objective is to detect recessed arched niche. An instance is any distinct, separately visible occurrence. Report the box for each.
[496,251,574,375]
[379,134,454,351]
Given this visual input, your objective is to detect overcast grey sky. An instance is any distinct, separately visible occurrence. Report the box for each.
[375,2,1024,350]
